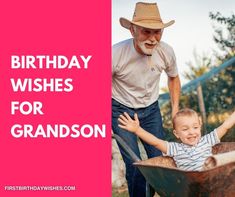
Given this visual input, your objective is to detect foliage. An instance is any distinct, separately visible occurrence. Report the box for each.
[183,49,212,81]
[161,12,235,141]
[209,12,235,58]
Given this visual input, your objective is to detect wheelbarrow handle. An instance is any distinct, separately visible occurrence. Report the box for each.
[112,134,141,162]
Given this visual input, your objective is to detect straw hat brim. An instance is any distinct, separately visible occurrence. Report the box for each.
[120,17,175,30]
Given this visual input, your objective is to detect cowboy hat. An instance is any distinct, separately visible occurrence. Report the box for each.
[120,2,175,30]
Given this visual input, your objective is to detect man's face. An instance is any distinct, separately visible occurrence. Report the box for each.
[130,25,163,55]
[173,115,202,146]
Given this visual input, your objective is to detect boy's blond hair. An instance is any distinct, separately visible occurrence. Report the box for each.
[173,108,199,129]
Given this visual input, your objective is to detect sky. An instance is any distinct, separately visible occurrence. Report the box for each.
[112,0,235,89]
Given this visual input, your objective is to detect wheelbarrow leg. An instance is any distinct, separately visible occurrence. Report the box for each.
[146,183,156,197]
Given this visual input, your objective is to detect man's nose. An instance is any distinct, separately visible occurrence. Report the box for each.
[149,34,157,42]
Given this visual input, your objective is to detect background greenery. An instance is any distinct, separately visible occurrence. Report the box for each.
[161,12,235,142]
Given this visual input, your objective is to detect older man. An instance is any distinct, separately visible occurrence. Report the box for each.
[112,2,181,197]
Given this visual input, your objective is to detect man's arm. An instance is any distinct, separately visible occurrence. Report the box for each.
[118,112,168,154]
[168,75,181,118]
[216,111,235,139]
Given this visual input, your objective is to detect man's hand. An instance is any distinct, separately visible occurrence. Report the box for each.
[118,112,140,134]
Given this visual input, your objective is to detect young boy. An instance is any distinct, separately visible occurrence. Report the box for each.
[118,108,235,171]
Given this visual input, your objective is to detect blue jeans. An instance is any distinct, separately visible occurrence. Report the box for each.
[112,99,165,197]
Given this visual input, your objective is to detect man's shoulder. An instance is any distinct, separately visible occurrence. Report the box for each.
[113,38,133,50]
[157,41,174,53]
[152,41,176,63]
[112,39,134,61]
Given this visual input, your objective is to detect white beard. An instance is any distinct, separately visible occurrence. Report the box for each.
[137,40,159,55]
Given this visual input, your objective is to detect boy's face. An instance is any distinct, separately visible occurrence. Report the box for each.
[173,115,201,146]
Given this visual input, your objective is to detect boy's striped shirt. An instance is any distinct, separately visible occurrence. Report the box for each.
[166,129,220,171]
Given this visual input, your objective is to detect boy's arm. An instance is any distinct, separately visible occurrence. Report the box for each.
[118,112,168,154]
[216,111,235,139]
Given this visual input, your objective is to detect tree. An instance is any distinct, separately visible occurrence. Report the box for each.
[183,49,212,80]
[160,12,235,140]
[183,50,212,129]
[208,12,235,114]
[209,12,235,58]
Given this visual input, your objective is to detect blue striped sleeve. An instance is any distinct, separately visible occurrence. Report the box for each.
[203,129,220,146]
[167,142,179,156]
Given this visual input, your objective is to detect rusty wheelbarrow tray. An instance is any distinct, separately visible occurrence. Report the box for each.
[113,134,235,197]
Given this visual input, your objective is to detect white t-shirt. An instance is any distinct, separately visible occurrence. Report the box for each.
[112,38,178,108]
[166,129,220,171]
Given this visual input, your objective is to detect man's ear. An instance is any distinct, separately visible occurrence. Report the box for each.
[173,129,179,139]
[159,29,164,40]
[130,25,135,37]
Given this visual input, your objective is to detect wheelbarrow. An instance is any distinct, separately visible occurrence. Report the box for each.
[113,134,235,197]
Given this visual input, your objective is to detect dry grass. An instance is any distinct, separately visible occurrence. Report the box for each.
[112,186,128,197]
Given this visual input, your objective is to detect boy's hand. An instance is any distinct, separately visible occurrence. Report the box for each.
[217,110,235,139]
[118,112,140,133]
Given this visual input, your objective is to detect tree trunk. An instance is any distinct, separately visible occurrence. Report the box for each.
[197,84,207,132]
